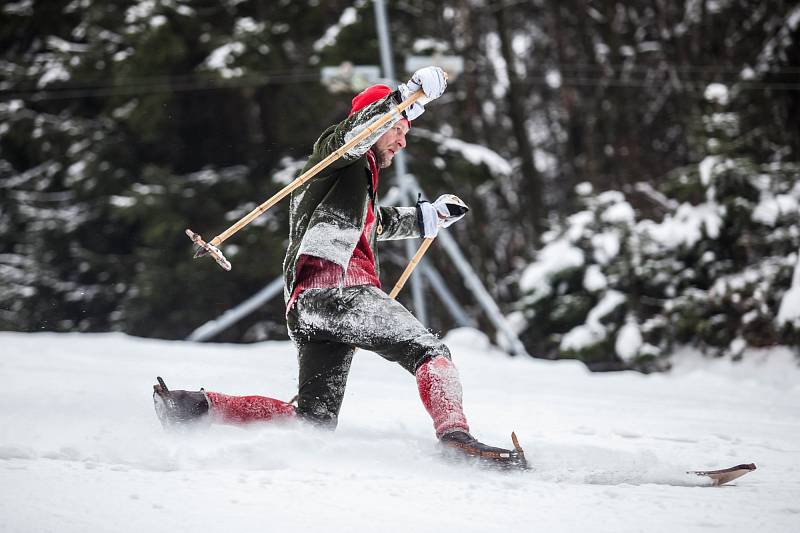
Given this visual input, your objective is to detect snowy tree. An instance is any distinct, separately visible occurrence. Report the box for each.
[514,82,800,370]
[1,0,798,359]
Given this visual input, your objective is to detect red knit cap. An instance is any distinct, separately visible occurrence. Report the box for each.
[349,84,410,125]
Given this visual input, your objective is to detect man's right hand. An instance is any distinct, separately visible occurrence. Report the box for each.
[399,66,448,121]
[407,66,447,100]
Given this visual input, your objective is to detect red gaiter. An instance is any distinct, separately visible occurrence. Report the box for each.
[416,356,470,438]
[205,392,296,425]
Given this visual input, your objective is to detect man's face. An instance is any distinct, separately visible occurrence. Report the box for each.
[373,120,409,169]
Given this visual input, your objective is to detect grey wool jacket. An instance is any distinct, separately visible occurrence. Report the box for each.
[282,91,422,301]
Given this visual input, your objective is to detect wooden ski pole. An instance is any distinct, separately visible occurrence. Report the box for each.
[389,237,435,299]
[389,194,470,298]
[388,194,469,298]
[186,88,428,271]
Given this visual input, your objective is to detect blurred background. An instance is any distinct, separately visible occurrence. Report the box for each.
[1,0,798,371]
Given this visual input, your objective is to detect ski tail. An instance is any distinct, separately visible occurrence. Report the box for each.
[153,376,178,429]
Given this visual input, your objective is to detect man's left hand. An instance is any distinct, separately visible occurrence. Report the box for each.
[417,194,469,238]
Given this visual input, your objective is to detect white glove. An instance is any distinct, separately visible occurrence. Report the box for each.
[407,66,448,100]
[398,66,448,121]
[417,194,468,238]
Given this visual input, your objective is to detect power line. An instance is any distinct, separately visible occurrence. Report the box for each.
[2,67,799,102]
[522,76,800,91]
[536,64,800,75]
[0,71,322,101]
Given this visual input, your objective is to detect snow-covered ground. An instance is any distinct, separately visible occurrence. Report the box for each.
[0,330,798,533]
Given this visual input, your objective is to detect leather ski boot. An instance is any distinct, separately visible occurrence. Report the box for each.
[439,430,528,470]
[152,376,210,429]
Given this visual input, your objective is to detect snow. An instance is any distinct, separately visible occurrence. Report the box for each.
[637,41,662,53]
[272,156,306,185]
[204,42,245,78]
[615,320,643,363]
[560,290,626,351]
[756,5,800,73]
[752,194,799,226]
[601,200,636,225]
[0,331,797,532]
[234,17,265,36]
[698,156,720,186]
[777,251,800,325]
[298,221,361,273]
[313,7,359,52]
[575,182,594,196]
[110,195,136,208]
[545,69,562,88]
[583,264,608,292]
[412,38,449,54]
[150,15,167,29]
[639,202,723,250]
[437,137,513,176]
[565,210,595,240]
[519,239,584,297]
[791,5,800,29]
[413,129,513,177]
[484,32,509,99]
[2,0,33,16]
[591,231,621,264]
[46,36,90,54]
[704,83,730,105]
[124,0,156,25]
[37,60,70,88]
[66,160,87,183]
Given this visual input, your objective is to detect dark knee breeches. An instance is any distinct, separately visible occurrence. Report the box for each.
[286,285,450,428]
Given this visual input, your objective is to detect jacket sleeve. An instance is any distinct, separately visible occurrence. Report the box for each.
[377,206,422,241]
[307,91,405,175]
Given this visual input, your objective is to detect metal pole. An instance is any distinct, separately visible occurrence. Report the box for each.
[436,229,529,355]
[373,0,428,326]
[187,276,284,342]
[420,263,476,328]
[373,0,396,81]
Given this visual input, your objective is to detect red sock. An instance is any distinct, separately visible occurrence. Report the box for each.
[205,392,296,425]
[416,356,470,438]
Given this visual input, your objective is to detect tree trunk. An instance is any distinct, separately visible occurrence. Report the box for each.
[494,4,543,238]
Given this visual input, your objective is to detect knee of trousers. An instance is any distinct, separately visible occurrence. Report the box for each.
[409,337,451,374]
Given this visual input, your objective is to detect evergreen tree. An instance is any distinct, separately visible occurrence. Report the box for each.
[1,0,797,364]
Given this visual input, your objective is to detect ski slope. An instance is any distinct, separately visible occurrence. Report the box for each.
[0,330,798,533]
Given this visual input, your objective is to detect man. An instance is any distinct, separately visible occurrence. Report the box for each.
[154,67,526,469]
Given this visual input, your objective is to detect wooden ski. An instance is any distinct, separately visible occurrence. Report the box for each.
[688,463,757,486]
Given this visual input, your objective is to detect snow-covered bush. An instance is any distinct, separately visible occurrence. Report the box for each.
[515,165,800,371]
[515,80,800,371]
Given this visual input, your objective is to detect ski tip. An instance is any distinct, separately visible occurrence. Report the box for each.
[511,431,522,452]
[690,463,757,486]
[509,431,530,470]
[156,376,169,393]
